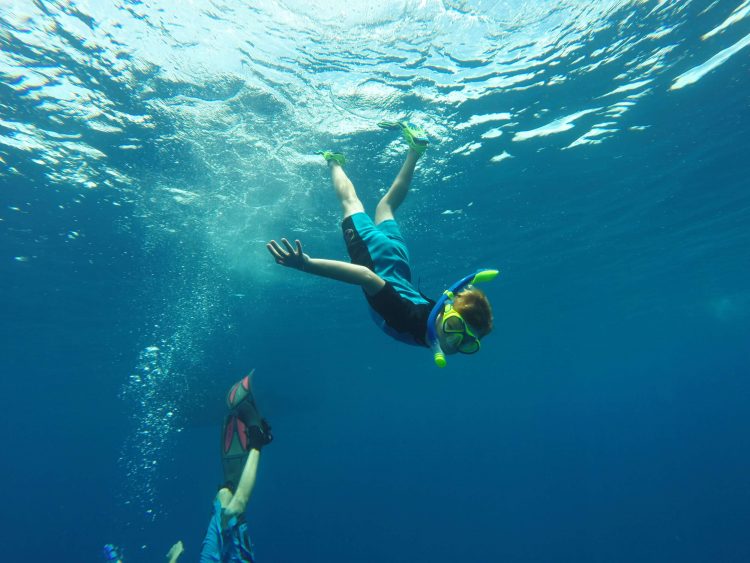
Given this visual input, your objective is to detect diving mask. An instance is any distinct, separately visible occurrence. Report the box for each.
[441,304,480,354]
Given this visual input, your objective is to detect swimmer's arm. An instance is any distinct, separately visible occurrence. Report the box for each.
[304,257,385,295]
[267,238,385,296]
[166,541,184,563]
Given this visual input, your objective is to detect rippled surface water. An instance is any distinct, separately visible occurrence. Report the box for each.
[2,1,749,561]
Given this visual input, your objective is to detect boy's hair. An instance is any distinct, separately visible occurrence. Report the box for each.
[453,287,493,336]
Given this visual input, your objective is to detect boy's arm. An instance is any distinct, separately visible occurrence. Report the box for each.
[267,238,385,296]
[304,257,385,295]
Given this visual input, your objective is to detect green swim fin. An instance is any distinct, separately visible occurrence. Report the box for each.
[377,120,429,154]
[316,150,346,166]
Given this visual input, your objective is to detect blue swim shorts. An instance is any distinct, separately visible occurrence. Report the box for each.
[342,212,425,305]
[199,498,256,563]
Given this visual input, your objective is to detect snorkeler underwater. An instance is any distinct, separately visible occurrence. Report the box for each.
[1,1,749,561]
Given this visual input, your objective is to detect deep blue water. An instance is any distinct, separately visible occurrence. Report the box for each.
[2,1,750,561]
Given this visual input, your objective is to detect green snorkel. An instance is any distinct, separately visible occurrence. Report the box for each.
[426,269,499,367]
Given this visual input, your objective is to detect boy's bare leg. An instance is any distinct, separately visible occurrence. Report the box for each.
[374,149,421,224]
[330,161,365,218]
[224,449,260,520]
[216,487,232,508]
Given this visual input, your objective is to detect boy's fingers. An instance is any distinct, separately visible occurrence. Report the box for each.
[295,239,303,255]
[270,239,288,255]
[281,238,296,255]
[267,242,284,261]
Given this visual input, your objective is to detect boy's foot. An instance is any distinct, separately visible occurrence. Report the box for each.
[316,150,346,166]
[377,120,429,154]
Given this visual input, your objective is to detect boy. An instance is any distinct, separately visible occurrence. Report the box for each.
[267,122,494,366]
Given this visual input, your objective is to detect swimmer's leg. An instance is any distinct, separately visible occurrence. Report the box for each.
[217,487,232,508]
[374,148,421,224]
[225,449,261,519]
[319,151,365,219]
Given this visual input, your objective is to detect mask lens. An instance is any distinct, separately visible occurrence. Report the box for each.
[445,333,463,348]
[443,314,466,333]
[458,338,480,354]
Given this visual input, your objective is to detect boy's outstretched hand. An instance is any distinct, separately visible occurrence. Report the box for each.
[267,238,309,271]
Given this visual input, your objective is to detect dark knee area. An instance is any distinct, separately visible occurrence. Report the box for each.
[342,216,374,270]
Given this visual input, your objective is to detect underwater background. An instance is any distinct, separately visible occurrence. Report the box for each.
[1,0,749,561]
